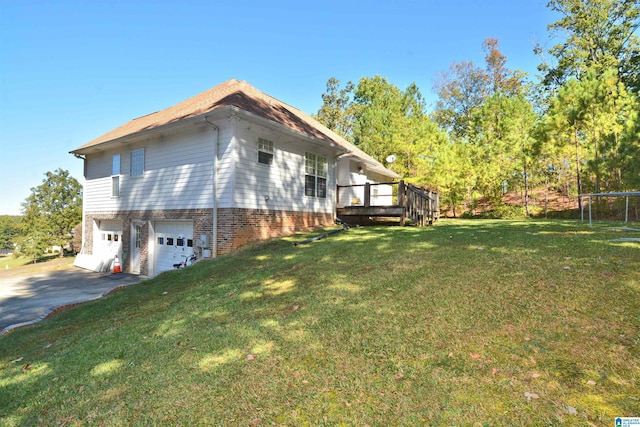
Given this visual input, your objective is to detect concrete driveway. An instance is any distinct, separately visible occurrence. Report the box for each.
[0,267,141,335]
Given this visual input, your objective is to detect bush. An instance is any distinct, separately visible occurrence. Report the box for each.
[485,205,530,219]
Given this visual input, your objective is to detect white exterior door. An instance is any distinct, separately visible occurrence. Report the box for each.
[94,220,123,271]
[154,221,194,274]
[131,222,143,274]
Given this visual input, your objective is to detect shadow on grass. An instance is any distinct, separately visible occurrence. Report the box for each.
[1,220,639,425]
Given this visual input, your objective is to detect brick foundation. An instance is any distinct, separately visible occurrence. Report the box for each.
[216,208,334,253]
[84,208,333,275]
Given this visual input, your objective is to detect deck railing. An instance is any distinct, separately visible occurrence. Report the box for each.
[336,180,439,226]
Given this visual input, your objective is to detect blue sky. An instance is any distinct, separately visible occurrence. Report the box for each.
[0,0,557,215]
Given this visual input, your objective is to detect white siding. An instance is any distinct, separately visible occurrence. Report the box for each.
[336,159,395,207]
[85,124,219,212]
[231,121,336,214]
[83,117,344,215]
[215,119,236,208]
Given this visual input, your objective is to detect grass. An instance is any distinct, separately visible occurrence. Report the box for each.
[0,254,74,275]
[1,219,639,426]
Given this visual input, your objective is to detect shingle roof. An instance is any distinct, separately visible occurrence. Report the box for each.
[71,79,398,178]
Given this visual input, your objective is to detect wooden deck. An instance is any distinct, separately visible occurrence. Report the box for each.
[336,205,404,217]
[336,180,439,226]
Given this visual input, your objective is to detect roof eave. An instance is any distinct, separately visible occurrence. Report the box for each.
[69,109,231,155]
[228,106,349,155]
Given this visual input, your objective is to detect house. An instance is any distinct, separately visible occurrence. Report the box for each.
[71,79,399,276]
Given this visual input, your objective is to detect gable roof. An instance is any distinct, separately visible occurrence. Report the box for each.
[71,79,398,178]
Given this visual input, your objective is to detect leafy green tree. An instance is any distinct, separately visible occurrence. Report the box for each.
[427,141,475,217]
[13,231,49,262]
[432,60,490,139]
[21,169,82,257]
[0,215,21,252]
[315,77,356,139]
[467,92,539,214]
[543,77,591,210]
[543,67,638,207]
[434,38,526,141]
[352,76,446,183]
[616,97,640,189]
[537,0,640,91]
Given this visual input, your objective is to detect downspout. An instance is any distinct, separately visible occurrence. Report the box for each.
[73,153,87,254]
[204,117,219,258]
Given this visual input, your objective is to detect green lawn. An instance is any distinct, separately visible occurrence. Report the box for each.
[1,219,639,426]
[0,253,63,270]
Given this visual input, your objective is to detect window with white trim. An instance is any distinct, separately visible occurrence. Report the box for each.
[131,149,144,176]
[111,154,120,198]
[258,138,274,165]
[304,153,327,198]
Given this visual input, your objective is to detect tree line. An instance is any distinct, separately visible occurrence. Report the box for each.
[315,0,640,217]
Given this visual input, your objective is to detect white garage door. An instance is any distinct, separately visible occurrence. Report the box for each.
[94,220,123,271]
[154,221,194,274]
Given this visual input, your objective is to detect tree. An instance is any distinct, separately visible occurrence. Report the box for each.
[315,77,356,139]
[483,38,526,96]
[427,141,475,217]
[616,96,640,189]
[469,92,539,214]
[543,67,638,209]
[537,0,640,92]
[315,75,447,186]
[432,61,490,139]
[543,77,590,210]
[0,215,21,252]
[21,169,82,257]
[352,76,446,183]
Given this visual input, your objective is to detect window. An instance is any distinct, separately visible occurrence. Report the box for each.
[258,138,274,165]
[111,176,120,197]
[111,154,120,197]
[176,238,184,247]
[304,153,327,198]
[131,149,144,176]
[112,154,120,175]
[157,237,164,245]
[166,237,174,246]
[135,224,143,249]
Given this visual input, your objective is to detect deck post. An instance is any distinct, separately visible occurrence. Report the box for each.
[398,180,406,226]
[364,183,371,207]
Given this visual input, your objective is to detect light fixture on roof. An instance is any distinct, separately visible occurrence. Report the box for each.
[386,154,396,164]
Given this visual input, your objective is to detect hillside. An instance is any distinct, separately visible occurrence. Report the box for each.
[1,220,639,426]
